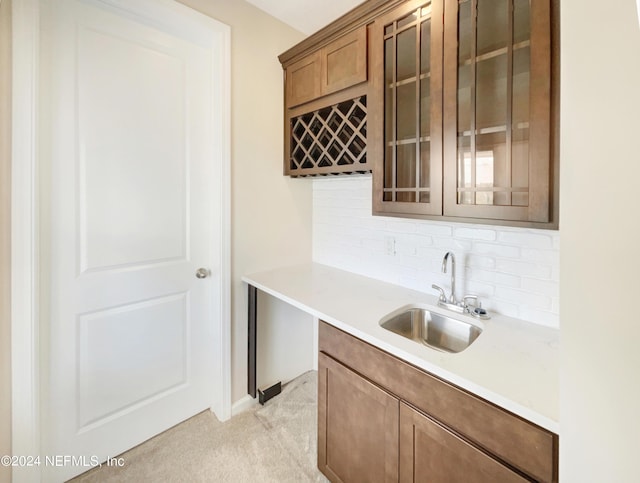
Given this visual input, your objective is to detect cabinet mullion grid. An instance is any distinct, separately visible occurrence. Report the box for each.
[470,0,477,203]
[414,7,421,203]
[391,22,398,201]
[464,0,520,206]
[506,0,514,206]
[386,6,430,204]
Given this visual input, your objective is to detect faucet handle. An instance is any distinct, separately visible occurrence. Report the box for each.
[463,295,491,319]
[462,295,478,308]
[432,284,446,302]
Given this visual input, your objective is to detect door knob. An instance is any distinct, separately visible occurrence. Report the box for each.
[195,268,209,279]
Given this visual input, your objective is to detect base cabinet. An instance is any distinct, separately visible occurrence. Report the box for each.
[399,403,527,483]
[318,321,558,483]
[318,353,399,483]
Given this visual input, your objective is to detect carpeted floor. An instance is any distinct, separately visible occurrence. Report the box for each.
[70,371,328,483]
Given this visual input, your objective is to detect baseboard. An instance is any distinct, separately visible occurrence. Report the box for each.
[231,394,258,416]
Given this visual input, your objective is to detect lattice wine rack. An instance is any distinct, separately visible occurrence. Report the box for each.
[289,96,370,176]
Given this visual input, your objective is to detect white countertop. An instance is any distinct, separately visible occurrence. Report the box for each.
[242,262,559,433]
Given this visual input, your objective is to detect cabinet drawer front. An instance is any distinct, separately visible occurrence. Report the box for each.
[322,26,368,95]
[286,51,322,108]
[318,352,399,483]
[319,321,557,482]
[400,402,528,483]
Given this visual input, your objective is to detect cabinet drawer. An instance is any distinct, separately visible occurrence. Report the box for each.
[319,321,558,482]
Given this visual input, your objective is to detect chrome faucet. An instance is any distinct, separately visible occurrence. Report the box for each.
[442,251,457,304]
[432,251,490,319]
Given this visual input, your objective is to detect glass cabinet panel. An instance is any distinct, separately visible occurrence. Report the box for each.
[382,2,437,207]
[453,0,533,208]
[373,0,551,224]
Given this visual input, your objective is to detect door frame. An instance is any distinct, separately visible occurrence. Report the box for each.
[11,0,232,479]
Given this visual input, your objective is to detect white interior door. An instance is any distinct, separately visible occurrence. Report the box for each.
[40,0,228,480]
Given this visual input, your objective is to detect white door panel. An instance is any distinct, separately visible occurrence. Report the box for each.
[77,292,189,428]
[42,0,226,480]
[78,23,188,272]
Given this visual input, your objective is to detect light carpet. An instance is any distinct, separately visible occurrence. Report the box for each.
[70,371,328,482]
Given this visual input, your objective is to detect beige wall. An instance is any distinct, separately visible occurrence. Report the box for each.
[176,0,311,404]
[0,0,11,480]
[560,1,640,481]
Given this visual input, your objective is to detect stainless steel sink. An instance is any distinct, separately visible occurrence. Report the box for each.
[380,306,483,353]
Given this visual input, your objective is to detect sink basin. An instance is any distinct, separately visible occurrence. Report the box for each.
[380,306,483,353]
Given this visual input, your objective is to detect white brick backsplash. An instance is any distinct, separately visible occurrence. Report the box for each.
[522,278,559,297]
[397,254,429,270]
[454,227,497,241]
[520,248,560,265]
[387,220,418,234]
[417,223,453,236]
[464,280,497,297]
[432,236,473,251]
[312,175,560,328]
[464,267,521,288]
[551,266,560,282]
[496,259,552,279]
[490,300,521,317]
[497,231,553,249]
[474,242,521,258]
[466,255,496,269]
[494,287,552,310]
[362,237,385,253]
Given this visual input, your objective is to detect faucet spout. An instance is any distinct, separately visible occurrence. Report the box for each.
[434,251,491,318]
[442,251,456,304]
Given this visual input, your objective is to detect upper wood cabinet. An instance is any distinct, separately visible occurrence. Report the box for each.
[282,26,371,176]
[322,26,368,96]
[285,51,322,108]
[370,0,444,217]
[279,0,557,227]
[442,0,553,223]
[370,0,558,227]
[285,26,367,109]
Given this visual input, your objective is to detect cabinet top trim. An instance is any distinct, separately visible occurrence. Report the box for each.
[278,0,407,66]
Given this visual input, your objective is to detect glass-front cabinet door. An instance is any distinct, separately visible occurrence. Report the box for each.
[443,0,552,222]
[371,0,554,226]
[371,0,444,216]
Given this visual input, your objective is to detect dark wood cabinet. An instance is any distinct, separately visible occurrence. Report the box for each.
[285,27,367,109]
[282,26,371,177]
[399,402,528,482]
[284,27,367,109]
[370,0,444,216]
[318,352,399,482]
[369,0,558,227]
[318,321,558,482]
[285,51,322,108]
[441,0,553,223]
[279,0,558,227]
[322,27,368,97]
